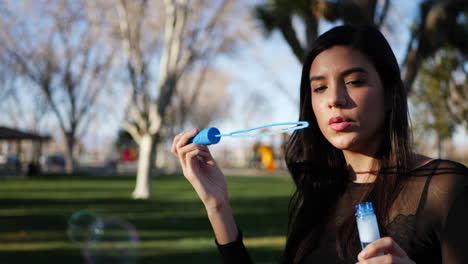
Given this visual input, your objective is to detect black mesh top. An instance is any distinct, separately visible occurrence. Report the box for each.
[216,159,468,264]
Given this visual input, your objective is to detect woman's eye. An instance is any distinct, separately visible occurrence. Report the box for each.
[313,86,327,93]
[345,80,365,86]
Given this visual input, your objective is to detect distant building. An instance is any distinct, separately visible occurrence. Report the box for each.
[0,126,50,175]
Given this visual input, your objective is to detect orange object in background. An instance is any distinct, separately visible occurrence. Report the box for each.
[257,145,276,172]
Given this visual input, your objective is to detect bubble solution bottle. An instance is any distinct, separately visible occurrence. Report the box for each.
[355,202,381,249]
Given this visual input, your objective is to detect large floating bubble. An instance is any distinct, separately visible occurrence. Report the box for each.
[67,210,99,243]
[84,217,140,264]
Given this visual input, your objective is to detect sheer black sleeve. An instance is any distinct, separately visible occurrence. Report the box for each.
[441,182,468,263]
[216,230,253,264]
[420,160,468,264]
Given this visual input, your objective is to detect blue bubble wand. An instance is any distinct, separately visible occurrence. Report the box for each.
[188,121,309,145]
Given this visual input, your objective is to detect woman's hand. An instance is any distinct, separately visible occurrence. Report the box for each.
[171,129,228,211]
[356,237,415,264]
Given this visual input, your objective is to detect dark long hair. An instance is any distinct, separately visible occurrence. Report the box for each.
[282,24,413,263]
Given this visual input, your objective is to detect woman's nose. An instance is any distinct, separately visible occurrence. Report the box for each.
[327,82,347,108]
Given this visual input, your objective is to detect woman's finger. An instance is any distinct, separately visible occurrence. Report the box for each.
[171,132,185,155]
[183,149,214,183]
[357,254,412,264]
[195,144,212,159]
[174,129,199,155]
[185,148,207,167]
[358,237,408,261]
[177,142,210,168]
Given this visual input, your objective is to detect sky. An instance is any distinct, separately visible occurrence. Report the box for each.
[2,0,466,155]
[83,0,467,154]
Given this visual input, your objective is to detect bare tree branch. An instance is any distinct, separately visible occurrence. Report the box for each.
[0,0,115,173]
[122,120,142,144]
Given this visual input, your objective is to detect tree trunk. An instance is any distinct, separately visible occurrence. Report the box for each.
[403,49,424,93]
[132,133,153,199]
[437,135,443,159]
[65,132,76,174]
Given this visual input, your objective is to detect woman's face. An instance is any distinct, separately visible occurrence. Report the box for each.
[309,45,385,154]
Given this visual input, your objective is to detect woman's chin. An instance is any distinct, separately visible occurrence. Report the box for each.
[331,143,354,150]
[328,137,358,151]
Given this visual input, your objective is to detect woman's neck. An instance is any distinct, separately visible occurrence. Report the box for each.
[342,150,432,183]
[342,150,379,183]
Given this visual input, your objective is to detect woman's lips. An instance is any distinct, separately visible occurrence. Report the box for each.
[328,116,352,132]
[330,121,351,131]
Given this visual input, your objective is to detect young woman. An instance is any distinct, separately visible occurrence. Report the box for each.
[171,25,468,264]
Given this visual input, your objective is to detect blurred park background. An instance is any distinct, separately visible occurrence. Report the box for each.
[0,0,467,263]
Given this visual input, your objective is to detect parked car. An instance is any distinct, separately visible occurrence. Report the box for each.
[0,154,21,172]
[41,153,66,172]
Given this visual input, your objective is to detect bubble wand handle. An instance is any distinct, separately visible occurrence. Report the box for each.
[187,127,221,145]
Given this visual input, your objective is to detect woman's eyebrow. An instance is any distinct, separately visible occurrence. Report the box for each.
[310,67,368,83]
[341,67,368,77]
[310,75,325,83]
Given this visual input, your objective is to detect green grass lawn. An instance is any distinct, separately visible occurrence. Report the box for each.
[0,173,294,264]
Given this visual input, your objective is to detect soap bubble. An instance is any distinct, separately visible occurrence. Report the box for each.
[84,217,140,264]
[67,210,99,243]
